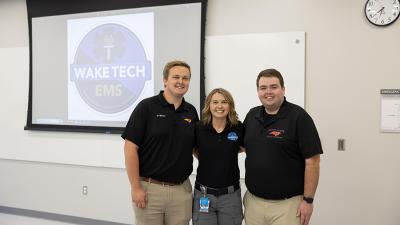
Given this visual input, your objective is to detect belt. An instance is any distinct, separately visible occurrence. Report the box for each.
[195,182,240,197]
[140,177,182,186]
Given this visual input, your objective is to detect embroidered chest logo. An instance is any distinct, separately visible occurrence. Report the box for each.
[267,129,285,138]
[156,114,166,118]
[227,132,239,141]
[183,118,192,124]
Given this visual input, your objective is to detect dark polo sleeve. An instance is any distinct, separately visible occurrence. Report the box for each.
[121,100,149,147]
[297,111,323,159]
[194,122,200,149]
[238,121,244,148]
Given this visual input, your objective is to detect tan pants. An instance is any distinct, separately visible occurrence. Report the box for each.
[133,179,192,225]
[243,191,302,225]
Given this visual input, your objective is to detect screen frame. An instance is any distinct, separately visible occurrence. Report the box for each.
[24,0,207,134]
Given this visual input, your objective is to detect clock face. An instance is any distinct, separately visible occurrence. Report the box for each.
[365,0,400,26]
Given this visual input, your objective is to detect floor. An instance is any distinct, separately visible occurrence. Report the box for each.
[0,213,81,225]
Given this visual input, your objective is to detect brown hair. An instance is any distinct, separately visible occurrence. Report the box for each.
[201,88,239,126]
[162,60,191,80]
[256,68,284,89]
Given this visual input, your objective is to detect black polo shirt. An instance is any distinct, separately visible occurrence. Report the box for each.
[244,99,323,200]
[195,122,243,188]
[122,91,199,183]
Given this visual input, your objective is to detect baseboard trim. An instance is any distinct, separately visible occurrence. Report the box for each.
[0,206,131,225]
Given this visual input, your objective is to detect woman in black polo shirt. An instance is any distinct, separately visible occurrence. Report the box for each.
[192,88,244,225]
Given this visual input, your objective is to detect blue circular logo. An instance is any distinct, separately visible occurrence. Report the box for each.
[70,23,151,113]
[227,132,239,141]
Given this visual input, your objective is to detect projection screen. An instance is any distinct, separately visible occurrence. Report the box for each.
[25,0,207,133]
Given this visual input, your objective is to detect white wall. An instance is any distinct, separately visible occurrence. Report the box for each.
[1,1,400,225]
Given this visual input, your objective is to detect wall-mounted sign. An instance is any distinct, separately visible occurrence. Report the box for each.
[381,89,400,132]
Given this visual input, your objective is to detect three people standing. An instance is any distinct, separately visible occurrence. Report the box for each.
[123,64,322,225]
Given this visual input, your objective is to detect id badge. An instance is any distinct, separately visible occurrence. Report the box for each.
[199,196,210,213]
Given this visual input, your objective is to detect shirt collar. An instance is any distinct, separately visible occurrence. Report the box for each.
[157,91,189,112]
[255,97,288,122]
[204,121,230,134]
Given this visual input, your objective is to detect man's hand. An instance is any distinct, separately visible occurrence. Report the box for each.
[296,200,313,225]
[132,187,147,208]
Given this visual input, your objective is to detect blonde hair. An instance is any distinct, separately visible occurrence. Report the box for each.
[202,88,239,126]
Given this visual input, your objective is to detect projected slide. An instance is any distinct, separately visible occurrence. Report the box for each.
[26,0,204,132]
[67,13,154,122]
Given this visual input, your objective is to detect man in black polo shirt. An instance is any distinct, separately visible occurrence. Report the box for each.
[243,69,323,225]
[122,60,199,225]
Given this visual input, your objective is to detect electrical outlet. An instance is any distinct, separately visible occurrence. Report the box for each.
[338,139,345,151]
[82,185,88,195]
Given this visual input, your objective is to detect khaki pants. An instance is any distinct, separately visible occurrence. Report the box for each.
[243,191,302,225]
[133,179,192,225]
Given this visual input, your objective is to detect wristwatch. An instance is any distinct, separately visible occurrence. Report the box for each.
[303,196,314,204]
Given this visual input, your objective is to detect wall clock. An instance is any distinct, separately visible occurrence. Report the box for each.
[365,0,400,26]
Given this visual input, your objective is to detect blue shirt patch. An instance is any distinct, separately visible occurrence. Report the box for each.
[227,132,238,141]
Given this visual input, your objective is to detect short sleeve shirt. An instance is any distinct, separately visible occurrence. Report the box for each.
[244,99,323,199]
[194,122,244,188]
[122,91,199,183]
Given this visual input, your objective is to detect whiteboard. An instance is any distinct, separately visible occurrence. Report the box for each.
[193,32,305,178]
